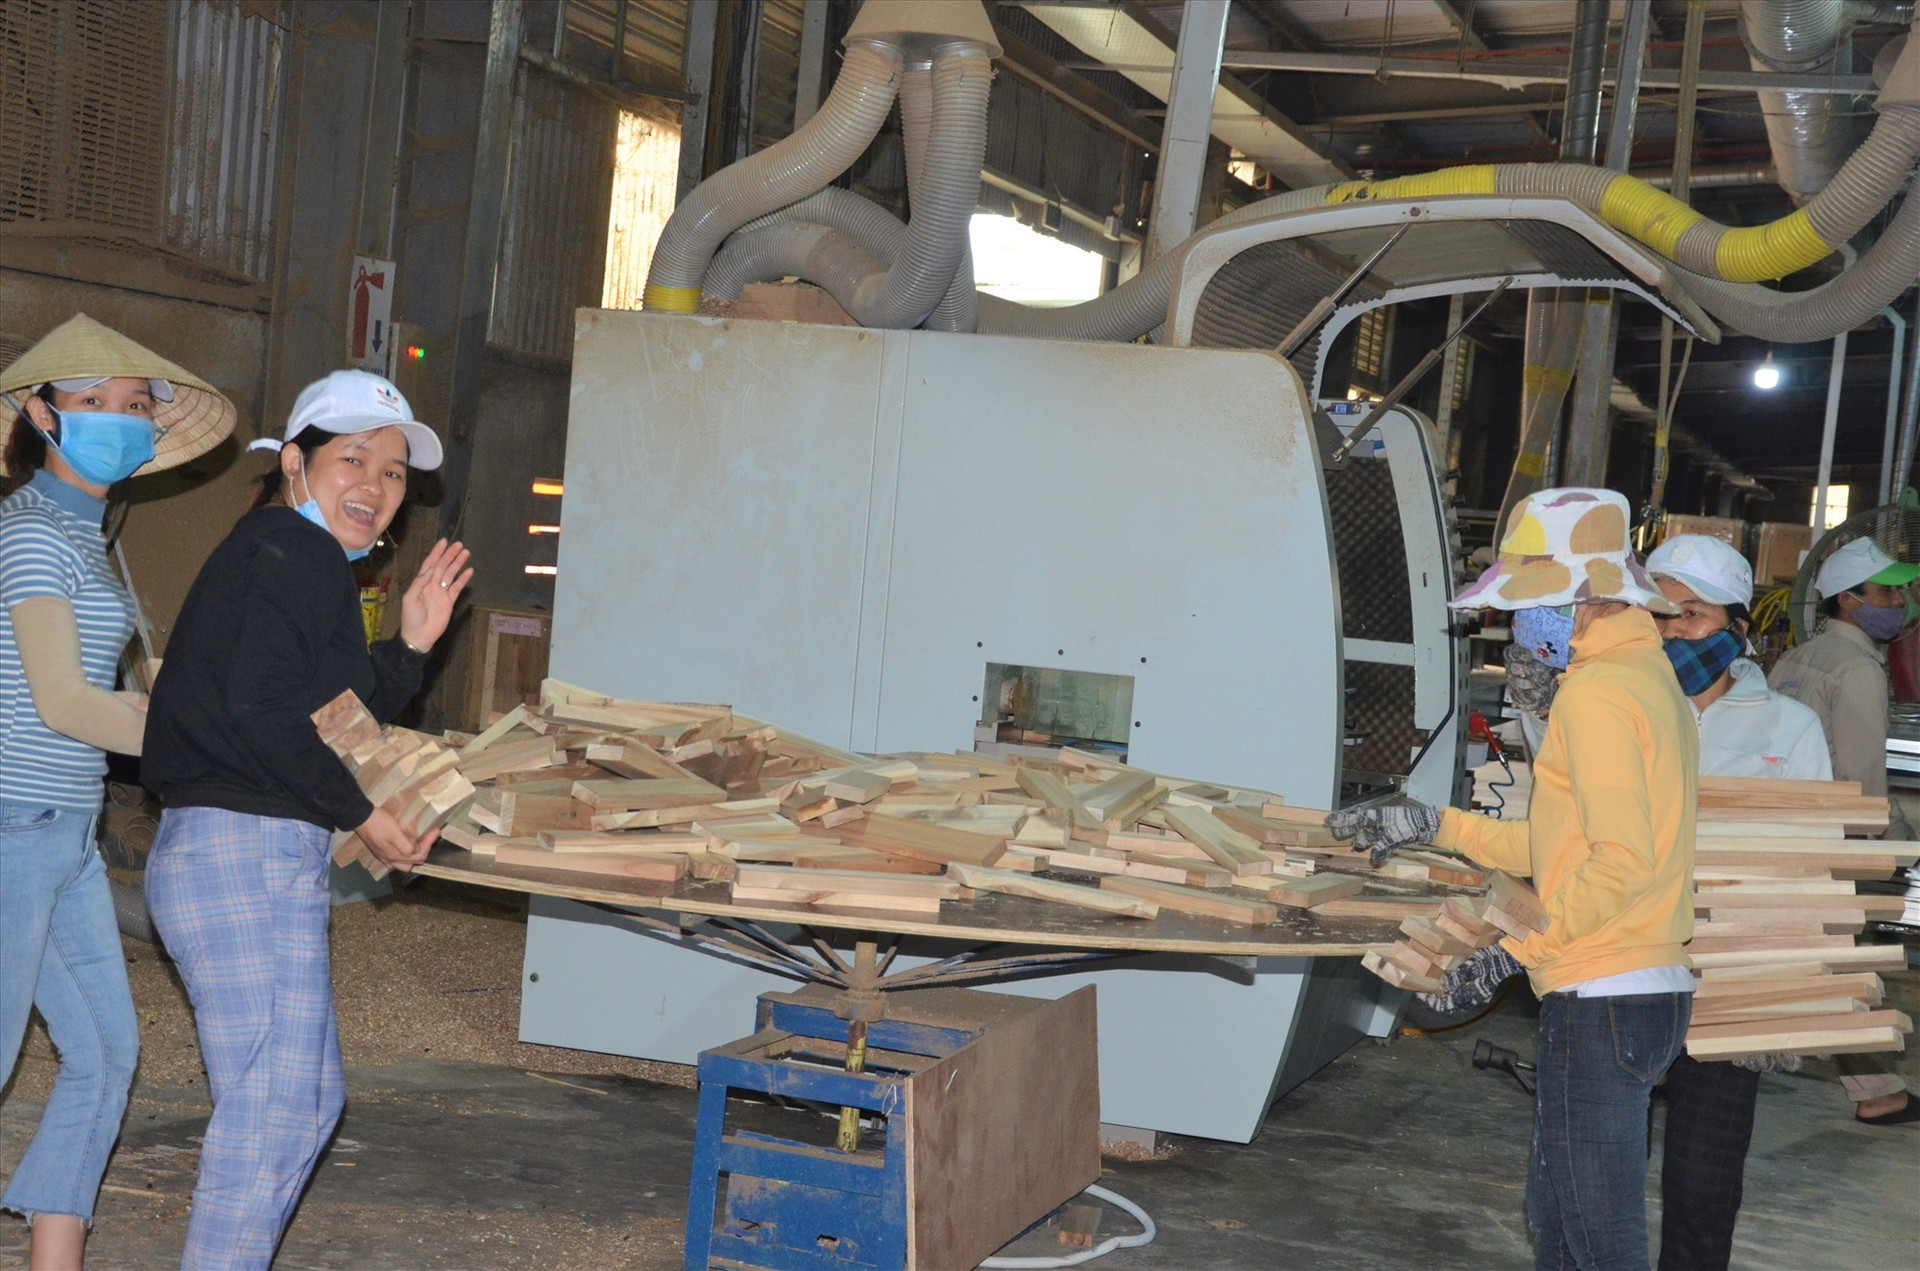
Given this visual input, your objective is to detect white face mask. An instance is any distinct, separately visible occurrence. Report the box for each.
[293,460,371,562]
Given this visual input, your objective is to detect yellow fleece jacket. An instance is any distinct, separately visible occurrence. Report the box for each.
[1437,607,1697,994]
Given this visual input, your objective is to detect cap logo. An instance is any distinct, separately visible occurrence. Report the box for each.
[374,385,402,410]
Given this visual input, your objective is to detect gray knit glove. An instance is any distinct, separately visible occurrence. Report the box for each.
[1325,799,1443,866]
[1503,642,1560,717]
[1732,1051,1803,1075]
[1416,943,1525,1016]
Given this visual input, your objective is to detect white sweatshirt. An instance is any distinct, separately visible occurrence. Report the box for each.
[1695,657,1832,780]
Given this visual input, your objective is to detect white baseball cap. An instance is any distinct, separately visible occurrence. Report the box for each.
[1814,536,1920,598]
[247,369,443,470]
[1645,534,1754,607]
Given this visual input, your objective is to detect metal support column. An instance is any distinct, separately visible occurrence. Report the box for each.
[357,0,412,260]
[1815,331,1849,531]
[1145,0,1228,262]
[1563,0,1648,487]
[794,0,830,128]
[435,0,523,542]
[677,0,721,202]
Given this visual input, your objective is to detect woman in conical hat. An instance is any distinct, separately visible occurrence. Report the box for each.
[0,314,234,1268]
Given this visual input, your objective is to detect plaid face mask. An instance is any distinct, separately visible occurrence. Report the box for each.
[1664,627,1743,697]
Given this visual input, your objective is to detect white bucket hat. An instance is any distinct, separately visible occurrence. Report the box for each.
[1645,534,1755,608]
[1451,487,1676,613]
[249,369,443,471]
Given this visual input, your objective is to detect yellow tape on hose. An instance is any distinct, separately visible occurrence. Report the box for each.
[1326,165,1498,204]
[1596,177,1704,260]
[642,284,702,313]
[1715,208,1832,282]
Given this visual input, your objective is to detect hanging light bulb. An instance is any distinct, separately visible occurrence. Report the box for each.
[1753,350,1781,390]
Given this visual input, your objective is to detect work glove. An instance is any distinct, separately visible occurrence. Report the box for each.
[1732,1051,1803,1075]
[1503,642,1560,717]
[1416,943,1524,1016]
[1325,799,1442,866]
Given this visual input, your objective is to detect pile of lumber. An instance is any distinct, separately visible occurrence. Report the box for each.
[1685,776,1915,1061]
[1361,871,1547,992]
[314,680,1493,930]
[313,691,478,879]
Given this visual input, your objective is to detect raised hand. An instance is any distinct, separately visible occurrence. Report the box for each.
[398,538,473,653]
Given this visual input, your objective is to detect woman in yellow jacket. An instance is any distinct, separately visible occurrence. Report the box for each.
[1333,487,1697,1271]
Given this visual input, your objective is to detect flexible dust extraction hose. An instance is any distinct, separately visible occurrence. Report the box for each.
[1743,0,1858,203]
[1672,172,1920,340]
[899,58,980,332]
[642,39,903,313]
[697,46,991,329]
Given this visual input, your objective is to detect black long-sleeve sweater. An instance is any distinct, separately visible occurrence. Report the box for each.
[142,506,428,832]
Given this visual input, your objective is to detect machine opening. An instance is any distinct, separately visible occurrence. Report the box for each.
[979,663,1133,757]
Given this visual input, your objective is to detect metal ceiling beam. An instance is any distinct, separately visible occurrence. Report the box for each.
[991,19,1162,153]
[1431,0,1490,51]
[1022,1,1350,186]
[1147,0,1229,260]
[1203,49,1875,94]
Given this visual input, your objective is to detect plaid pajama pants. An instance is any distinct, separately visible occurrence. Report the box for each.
[145,807,345,1270]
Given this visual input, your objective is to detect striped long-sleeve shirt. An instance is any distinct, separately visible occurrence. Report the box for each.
[0,469,134,812]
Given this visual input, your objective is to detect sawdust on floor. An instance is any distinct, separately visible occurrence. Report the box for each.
[2,879,696,1106]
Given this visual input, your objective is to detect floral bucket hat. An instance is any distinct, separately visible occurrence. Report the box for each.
[1451,487,1677,614]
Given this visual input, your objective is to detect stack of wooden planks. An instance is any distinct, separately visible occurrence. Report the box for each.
[313,690,478,880]
[1360,870,1548,992]
[316,680,1502,930]
[1685,776,1914,1060]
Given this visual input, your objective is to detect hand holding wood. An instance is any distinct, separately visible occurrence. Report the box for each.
[355,806,437,872]
[399,538,474,652]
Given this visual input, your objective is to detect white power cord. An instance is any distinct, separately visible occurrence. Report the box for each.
[978,1184,1156,1268]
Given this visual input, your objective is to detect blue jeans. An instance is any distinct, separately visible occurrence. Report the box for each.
[1529,991,1691,1271]
[0,802,140,1223]
[146,807,344,1271]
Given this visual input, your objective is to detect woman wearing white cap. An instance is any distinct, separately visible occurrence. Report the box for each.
[139,369,472,1268]
[0,315,236,1267]
[1642,534,1830,1270]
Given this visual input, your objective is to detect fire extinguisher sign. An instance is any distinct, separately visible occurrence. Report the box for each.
[348,256,396,371]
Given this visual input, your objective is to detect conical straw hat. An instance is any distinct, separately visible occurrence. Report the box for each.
[0,314,238,477]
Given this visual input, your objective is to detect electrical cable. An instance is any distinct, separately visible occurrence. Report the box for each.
[978,1184,1157,1268]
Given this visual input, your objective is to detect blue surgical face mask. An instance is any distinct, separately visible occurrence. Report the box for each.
[33,406,156,486]
[1512,604,1576,670]
[294,464,372,562]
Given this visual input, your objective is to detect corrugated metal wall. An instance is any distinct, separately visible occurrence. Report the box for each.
[1,0,284,282]
[981,72,1139,260]
[164,0,285,281]
[489,69,618,360]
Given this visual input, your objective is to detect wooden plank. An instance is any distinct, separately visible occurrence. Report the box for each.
[1099,875,1278,925]
[536,831,707,853]
[1687,1008,1911,1044]
[1015,768,1110,847]
[835,813,1008,869]
[1163,805,1271,877]
[948,863,1157,919]
[728,885,942,915]
[819,767,892,805]
[1116,852,1233,888]
[734,863,965,900]
[1080,769,1166,829]
[1687,1026,1906,1061]
[592,797,778,830]
[1362,949,1443,993]
[1313,896,1446,921]
[1237,872,1365,909]
[491,845,687,882]
[1487,872,1548,932]
[1687,944,1907,972]
[571,777,728,811]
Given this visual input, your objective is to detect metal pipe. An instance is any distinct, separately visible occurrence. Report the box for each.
[1639,162,1776,189]
[1814,330,1849,530]
[1561,0,1612,163]
[1881,305,1907,505]
[1603,0,1651,172]
[1742,0,1857,202]
[1896,293,1920,496]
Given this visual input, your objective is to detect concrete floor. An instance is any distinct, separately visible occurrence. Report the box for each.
[3,958,1916,1268]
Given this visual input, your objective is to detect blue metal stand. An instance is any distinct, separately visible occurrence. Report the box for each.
[684,993,984,1271]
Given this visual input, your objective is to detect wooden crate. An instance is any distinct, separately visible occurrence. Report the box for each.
[462,605,552,731]
[1661,514,1746,553]
[1754,521,1815,585]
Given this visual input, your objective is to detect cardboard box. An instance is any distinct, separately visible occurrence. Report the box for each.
[1660,514,1746,553]
[1754,521,1815,586]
